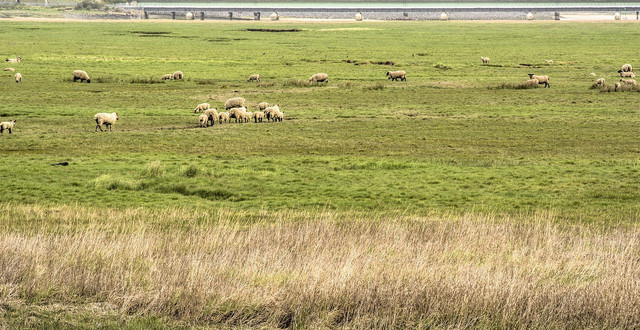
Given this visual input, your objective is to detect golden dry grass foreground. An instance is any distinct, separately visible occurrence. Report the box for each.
[1,203,639,328]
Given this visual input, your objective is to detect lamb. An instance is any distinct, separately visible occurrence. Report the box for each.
[618,70,636,78]
[94,113,118,132]
[172,71,183,80]
[274,109,284,122]
[620,79,637,86]
[194,103,210,113]
[204,108,219,126]
[258,102,269,111]
[247,74,260,82]
[0,120,16,134]
[225,97,245,110]
[264,105,280,122]
[253,111,265,123]
[595,78,605,86]
[621,64,633,72]
[480,57,490,64]
[614,82,621,91]
[5,57,21,63]
[219,112,229,124]
[545,60,553,63]
[161,74,173,80]
[386,70,406,81]
[14,73,21,83]
[527,74,550,88]
[309,73,329,83]
[3,68,15,72]
[524,78,539,87]
[228,107,247,123]
[243,112,253,123]
[72,70,91,83]
[198,114,208,127]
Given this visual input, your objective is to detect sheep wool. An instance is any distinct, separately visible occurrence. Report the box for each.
[620,79,637,86]
[219,112,229,124]
[618,70,636,78]
[244,112,253,123]
[264,105,280,122]
[194,103,210,113]
[274,110,284,122]
[3,68,15,72]
[228,107,247,123]
[258,102,269,111]
[173,71,184,80]
[14,73,21,83]
[198,114,208,127]
[0,120,16,134]
[525,78,539,87]
[204,108,219,126]
[621,64,633,72]
[161,74,173,80]
[386,71,406,81]
[253,111,265,123]
[73,70,91,83]
[480,57,490,64]
[309,73,329,83]
[595,78,605,85]
[225,97,245,110]
[94,113,119,132]
[527,74,550,88]
[247,74,261,82]
[5,57,20,63]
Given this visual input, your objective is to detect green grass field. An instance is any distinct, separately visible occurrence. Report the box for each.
[1,20,639,327]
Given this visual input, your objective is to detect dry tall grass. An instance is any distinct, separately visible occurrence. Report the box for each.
[1,203,639,328]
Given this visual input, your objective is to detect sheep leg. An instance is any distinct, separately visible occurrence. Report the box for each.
[8,128,11,134]
[0,127,3,133]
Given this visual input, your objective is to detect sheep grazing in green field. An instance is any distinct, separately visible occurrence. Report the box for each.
[253,111,265,123]
[0,120,16,134]
[525,78,539,87]
[258,102,269,111]
[194,103,210,113]
[618,70,636,78]
[480,57,490,64]
[172,71,183,80]
[309,73,329,83]
[5,57,20,63]
[198,114,208,127]
[620,78,636,86]
[14,73,21,83]
[386,70,406,81]
[228,107,247,123]
[247,74,260,82]
[225,97,245,110]
[621,64,632,72]
[264,105,280,122]
[204,108,219,126]
[527,74,550,88]
[4,68,15,72]
[595,78,605,86]
[218,112,229,124]
[94,113,118,132]
[73,70,91,83]
[161,74,172,80]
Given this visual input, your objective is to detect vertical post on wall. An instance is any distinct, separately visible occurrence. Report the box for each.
[172,11,176,20]
[254,12,260,20]
[636,11,639,20]
[554,12,560,20]
[144,11,148,19]
[229,12,233,20]
[200,11,204,20]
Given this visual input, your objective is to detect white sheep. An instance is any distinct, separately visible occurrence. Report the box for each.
[3,68,15,72]
[527,74,550,88]
[589,73,596,76]
[247,74,260,82]
[198,114,208,127]
[309,73,329,83]
[243,112,253,123]
[225,97,245,110]
[5,57,20,63]
[228,107,247,123]
[73,70,91,83]
[161,74,173,80]
[524,78,539,87]
[274,109,284,122]
[253,111,265,123]
[172,71,183,80]
[614,82,621,91]
[14,73,21,83]
[219,112,229,124]
[194,103,210,113]
[620,79,637,86]
[264,105,280,122]
[204,108,219,126]
[480,57,490,64]
[545,60,553,63]
[258,102,269,111]
[386,70,406,81]
[0,120,16,134]
[618,70,636,78]
[94,113,118,132]
[595,78,605,86]
[621,64,633,72]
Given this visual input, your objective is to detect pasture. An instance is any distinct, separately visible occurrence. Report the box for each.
[0,20,639,327]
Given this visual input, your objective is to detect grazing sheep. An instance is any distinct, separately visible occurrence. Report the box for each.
[194,103,210,113]
[247,74,260,82]
[621,64,633,72]
[198,114,208,127]
[589,73,596,76]
[14,73,21,83]
[5,57,20,63]
[161,74,172,80]
[309,73,329,83]
[615,82,621,91]
[94,113,118,132]
[258,102,269,111]
[545,60,553,63]
[219,112,229,124]
[204,108,219,126]
[243,112,253,123]
[620,79,637,86]
[480,57,490,64]
[225,97,245,110]
[595,78,605,86]
[274,109,284,122]
[527,74,550,88]
[172,71,183,80]
[386,70,406,81]
[264,105,280,122]
[228,107,247,123]
[524,78,539,87]
[618,70,636,78]
[4,68,15,72]
[0,120,16,134]
[72,70,91,83]
[253,111,265,123]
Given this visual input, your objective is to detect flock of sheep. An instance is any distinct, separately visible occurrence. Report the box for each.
[592,63,637,90]
[195,97,283,128]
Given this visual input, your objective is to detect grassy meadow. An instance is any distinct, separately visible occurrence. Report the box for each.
[1,20,639,327]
